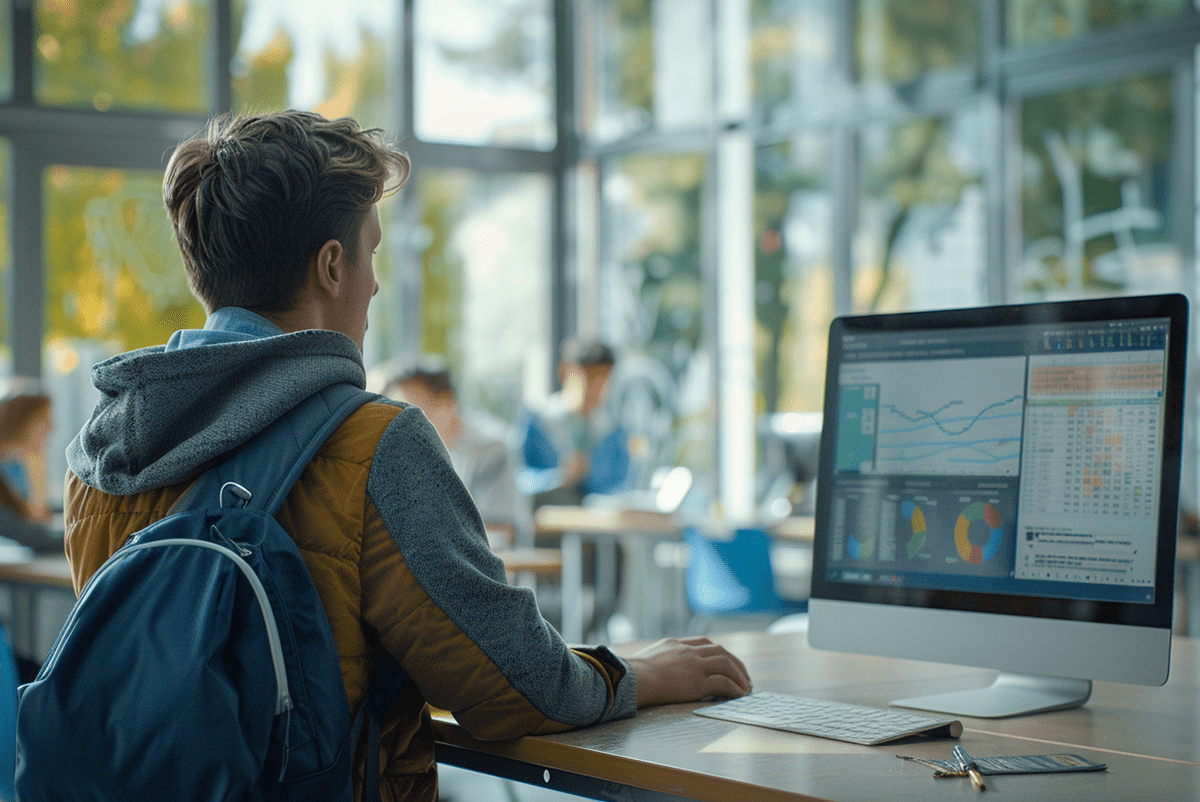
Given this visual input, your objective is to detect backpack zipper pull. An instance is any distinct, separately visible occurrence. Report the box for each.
[220,481,253,509]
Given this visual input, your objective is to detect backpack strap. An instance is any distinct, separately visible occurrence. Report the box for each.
[173,383,377,515]
[162,382,397,799]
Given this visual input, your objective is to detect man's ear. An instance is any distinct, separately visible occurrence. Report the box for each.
[313,238,346,298]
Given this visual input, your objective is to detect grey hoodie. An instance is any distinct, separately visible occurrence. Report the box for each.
[67,308,365,495]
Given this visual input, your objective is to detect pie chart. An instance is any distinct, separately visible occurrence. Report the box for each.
[954,501,1003,564]
[900,501,926,558]
[847,532,875,560]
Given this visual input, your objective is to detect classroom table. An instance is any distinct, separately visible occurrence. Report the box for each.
[0,556,74,660]
[433,630,1200,801]
[534,506,815,643]
[534,505,680,643]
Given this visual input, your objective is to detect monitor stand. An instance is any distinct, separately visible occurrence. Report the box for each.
[891,673,1093,719]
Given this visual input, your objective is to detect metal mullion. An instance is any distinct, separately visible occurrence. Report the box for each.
[577,126,716,162]
[1001,13,1200,96]
[9,131,41,377]
[212,0,233,114]
[0,106,205,155]
[1000,8,1200,68]
[1171,59,1195,289]
[1172,53,1198,575]
[982,0,1006,305]
[552,0,578,361]
[402,140,557,174]
[397,0,414,142]
[833,0,856,317]
[389,0,419,359]
[11,0,33,105]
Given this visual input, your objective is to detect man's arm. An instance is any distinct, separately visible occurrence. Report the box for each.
[360,407,750,740]
[363,406,633,737]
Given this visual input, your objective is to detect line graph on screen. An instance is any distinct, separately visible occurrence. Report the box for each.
[867,357,1026,476]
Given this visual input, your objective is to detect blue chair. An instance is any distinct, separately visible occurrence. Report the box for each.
[683,527,807,632]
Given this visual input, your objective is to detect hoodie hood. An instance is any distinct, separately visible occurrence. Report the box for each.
[67,308,367,496]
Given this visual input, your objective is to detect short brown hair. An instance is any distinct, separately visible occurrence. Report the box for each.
[560,339,616,367]
[0,392,51,450]
[381,356,456,400]
[163,110,410,313]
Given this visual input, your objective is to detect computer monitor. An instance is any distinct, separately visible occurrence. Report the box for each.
[807,293,1188,719]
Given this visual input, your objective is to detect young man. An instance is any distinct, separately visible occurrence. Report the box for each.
[63,110,751,801]
[515,338,631,506]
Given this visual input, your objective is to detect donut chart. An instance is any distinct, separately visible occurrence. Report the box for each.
[954,501,1003,564]
[847,532,875,560]
[900,501,926,558]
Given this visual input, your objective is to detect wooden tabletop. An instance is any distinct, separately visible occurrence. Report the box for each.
[492,547,563,576]
[769,515,815,541]
[534,505,678,535]
[534,504,815,541]
[434,631,1200,801]
[0,556,73,589]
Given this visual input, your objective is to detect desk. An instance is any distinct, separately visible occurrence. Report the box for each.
[434,631,1200,801]
[0,557,74,660]
[492,547,564,577]
[534,508,816,643]
[770,515,815,542]
[534,506,680,643]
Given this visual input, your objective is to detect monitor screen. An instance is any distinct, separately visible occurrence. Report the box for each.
[807,293,1188,718]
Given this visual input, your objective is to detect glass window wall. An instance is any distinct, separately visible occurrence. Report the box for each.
[599,151,712,489]
[415,169,551,423]
[1008,0,1186,48]
[43,165,200,354]
[1,0,1198,537]
[590,0,713,141]
[35,0,211,112]
[754,133,835,416]
[1018,73,1179,300]
[750,0,841,122]
[855,0,980,86]
[414,0,556,149]
[853,108,988,313]
[232,0,396,127]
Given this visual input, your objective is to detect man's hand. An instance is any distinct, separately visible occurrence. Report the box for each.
[626,636,752,708]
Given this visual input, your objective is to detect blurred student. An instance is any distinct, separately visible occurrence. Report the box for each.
[0,388,64,554]
[515,339,631,508]
[383,359,531,547]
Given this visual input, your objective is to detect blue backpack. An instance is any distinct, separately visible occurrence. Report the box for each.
[15,383,405,801]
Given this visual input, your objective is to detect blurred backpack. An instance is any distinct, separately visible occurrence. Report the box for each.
[15,383,405,801]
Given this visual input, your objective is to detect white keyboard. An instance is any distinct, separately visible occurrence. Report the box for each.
[694,692,964,746]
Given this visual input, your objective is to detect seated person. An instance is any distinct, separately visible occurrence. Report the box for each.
[514,339,631,507]
[382,358,532,547]
[0,387,64,554]
[61,109,751,800]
